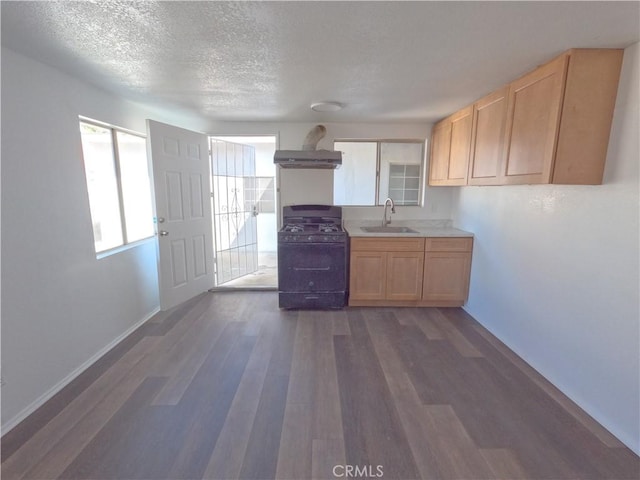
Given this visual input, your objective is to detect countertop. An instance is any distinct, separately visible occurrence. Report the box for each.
[343,219,473,238]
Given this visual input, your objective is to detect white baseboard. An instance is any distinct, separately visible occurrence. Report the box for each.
[1,307,160,436]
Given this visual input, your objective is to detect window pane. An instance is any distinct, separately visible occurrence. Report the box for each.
[404,190,420,204]
[389,177,404,189]
[80,122,123,252]
[378,142,424,205]
[117,131,154,242]
[334,142,377,206]
[389,164,405,176]
[406,177,420,189]
[406,165,420,177]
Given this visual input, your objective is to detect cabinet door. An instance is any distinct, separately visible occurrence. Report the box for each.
[552,49,623,185]
[428,120,452,184]
[349,251,387,300]
[448,106,473,184]
[502,55,568,184]
[423,252,471,302]
[468,87,509,185]
[386,251,424,301]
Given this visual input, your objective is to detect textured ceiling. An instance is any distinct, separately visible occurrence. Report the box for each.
[2,1,639,123]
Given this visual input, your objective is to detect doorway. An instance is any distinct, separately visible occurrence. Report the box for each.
[210,135,278,289]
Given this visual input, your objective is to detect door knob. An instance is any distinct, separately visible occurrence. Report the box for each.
[159,230,169,236]
[157,217,165,223]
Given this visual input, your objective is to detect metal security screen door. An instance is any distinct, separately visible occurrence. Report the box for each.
[210,139,259,285]
[148,120,214,310]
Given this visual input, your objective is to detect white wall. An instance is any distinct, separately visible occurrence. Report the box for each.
[450,42,640,453]
[0,48,211,431]
[0,49,446,431]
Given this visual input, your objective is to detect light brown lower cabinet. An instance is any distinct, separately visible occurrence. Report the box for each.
[349,236,473,307]
[349,250,387,301]
[386,251,425,301]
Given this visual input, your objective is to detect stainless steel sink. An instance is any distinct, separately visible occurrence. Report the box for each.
[360,226,419,234]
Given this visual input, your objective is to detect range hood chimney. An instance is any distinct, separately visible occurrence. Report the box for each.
[274,125,342,169]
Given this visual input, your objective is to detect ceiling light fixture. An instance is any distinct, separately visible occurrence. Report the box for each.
[310,101,344,112]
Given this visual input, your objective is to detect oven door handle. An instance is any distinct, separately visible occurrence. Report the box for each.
[293,266,331,271]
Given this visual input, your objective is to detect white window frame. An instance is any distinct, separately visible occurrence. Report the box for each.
[387,162,422,206]
[333,139,426,207]
[79,117,154,255]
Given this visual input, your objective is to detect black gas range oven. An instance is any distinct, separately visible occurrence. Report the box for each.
[277,205,348,309]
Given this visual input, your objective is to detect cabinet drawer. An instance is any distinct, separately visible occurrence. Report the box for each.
[351,237,425,252]
[425,237,473,252]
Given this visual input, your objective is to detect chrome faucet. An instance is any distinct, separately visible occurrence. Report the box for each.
[382,197,396,226]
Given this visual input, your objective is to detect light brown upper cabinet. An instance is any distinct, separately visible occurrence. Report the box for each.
[468,86,509,185]
[502,55,568,184]
[429,48,623,187]
[428,106,473,186]
[546,49,623,184]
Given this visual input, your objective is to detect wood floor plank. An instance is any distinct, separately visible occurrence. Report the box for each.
[366,323,446,479]
[446,307,630,449]
[480,448,529,479]
[0,335,163,480]
[238,314,297,479]
[55,376,169,480]
[148,293,219,375]
[203,315,274,479]
[438,310,640,478]
[407,307,445,340]
[424,308,483,357]
[237,374,290,480]
[312,313,346,444]
[330,309,351,336]
[17,295,217,479]
[312,439,346,480]
[150,304,228,405]
[392,307,424,327]
[275,312,316,479]
[0,308,162,462]
[421,404,495,479]
[334,309,421,480]
[0,293,208,470]
[3,293,638,480]
[167,330,257,479]
[284,311,317,405]
[276,403,313,479]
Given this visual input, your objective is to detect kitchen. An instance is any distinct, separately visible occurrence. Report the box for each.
[1,2,639,479]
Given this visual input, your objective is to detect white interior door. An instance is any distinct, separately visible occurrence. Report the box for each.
[148,120,214,310]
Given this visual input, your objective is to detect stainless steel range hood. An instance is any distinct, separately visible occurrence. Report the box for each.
[274,125,341,169]
[274,149,342,169]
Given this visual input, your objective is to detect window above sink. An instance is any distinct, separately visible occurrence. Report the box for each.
[333,140,426,207]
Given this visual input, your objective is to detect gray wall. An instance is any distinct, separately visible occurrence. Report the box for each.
[451,42,640,453]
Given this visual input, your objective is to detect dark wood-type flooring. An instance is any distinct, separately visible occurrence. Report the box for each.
[2,292,638,479]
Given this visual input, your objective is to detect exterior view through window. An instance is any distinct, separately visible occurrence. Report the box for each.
[333,140,425,206]
[79,120,154,253]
